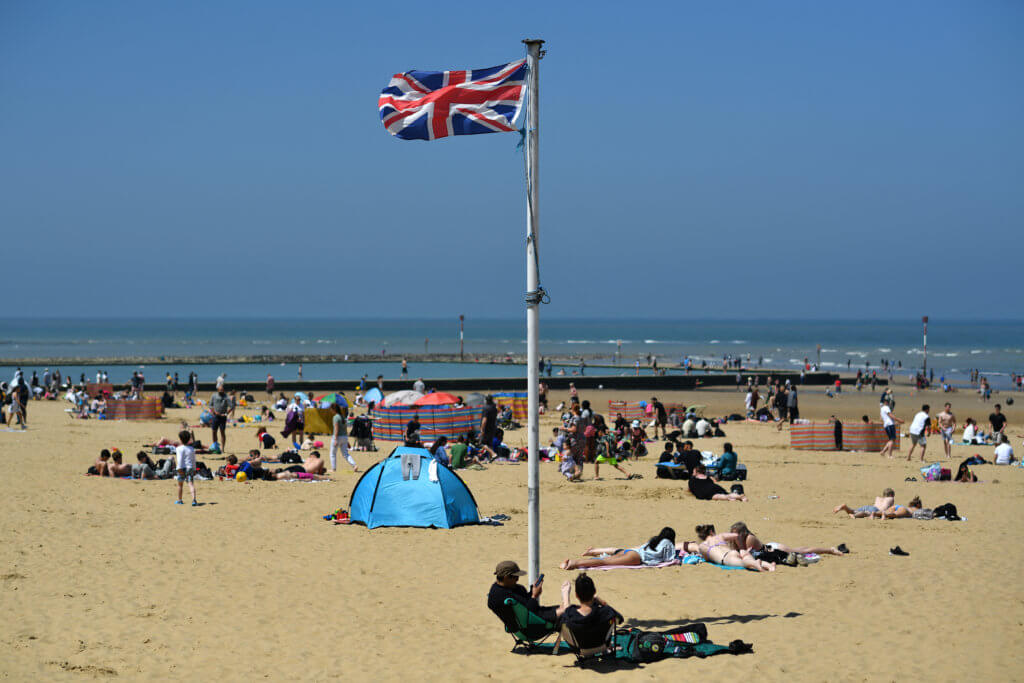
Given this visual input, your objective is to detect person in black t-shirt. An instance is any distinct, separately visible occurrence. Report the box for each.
[479,396,499,459]
[487,560,567,632]
[989,404,1007,437]
[678,441,702,476]
[560,573,623,651]
[651,396,667,439]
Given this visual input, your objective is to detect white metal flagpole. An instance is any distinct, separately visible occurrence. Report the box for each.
[523,38,543,586]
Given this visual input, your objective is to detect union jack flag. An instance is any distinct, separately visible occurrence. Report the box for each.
[378,59,527,141]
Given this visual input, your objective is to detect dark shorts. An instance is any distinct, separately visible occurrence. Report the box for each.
[884,424,896,440]
[212,414,227,431]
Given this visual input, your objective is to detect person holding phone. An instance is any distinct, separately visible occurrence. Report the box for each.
[487,560,568,631]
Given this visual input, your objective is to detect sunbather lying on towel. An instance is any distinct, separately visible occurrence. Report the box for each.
[688,464,747,501]
[833,488,896,519]
[879,496,923,519]
[724,521,846,563]
[275,451,331,480]
[678,524,776,572]
[560,527,676,570]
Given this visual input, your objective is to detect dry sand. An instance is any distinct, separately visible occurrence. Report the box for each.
[1,383,1022,681]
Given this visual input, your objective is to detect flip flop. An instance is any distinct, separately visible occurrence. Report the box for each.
[889,546,909,556]
[837,543,851,554]
[174,500,184,505]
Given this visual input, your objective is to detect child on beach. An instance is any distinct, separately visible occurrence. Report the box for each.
[175,429,198,506]
[256,426,276,449]
[560,443,582,482]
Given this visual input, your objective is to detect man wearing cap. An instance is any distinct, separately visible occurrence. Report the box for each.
[487,560,567,632]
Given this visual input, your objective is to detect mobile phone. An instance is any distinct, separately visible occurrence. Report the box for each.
[535,573,545,585]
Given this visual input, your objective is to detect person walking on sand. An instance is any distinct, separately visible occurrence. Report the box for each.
[937,403,956,459]
[329,402,358,473]
[906,405,931,461]
[879,398,903,458]
[174,430,198,506]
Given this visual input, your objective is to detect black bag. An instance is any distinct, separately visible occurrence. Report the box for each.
[280,451,302,464]
[730,484,744,495]
[932,503,960,520]
[632,624,709,663]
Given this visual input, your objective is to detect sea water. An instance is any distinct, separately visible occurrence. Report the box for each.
[0,318,1020,388]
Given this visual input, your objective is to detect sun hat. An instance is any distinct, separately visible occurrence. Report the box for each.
[494,560,526,578]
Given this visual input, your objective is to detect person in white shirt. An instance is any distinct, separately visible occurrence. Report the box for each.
[174,430,198,506]
[879,399,903,458]
[962,418,979,445]
[695,417,711,437]
[906,404,931,462]
[994,434,1015,465]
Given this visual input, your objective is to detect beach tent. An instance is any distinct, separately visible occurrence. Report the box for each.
[348,446,480,529]
[383,390,424,407]
[363,387,383,405]
[318,392,349,409]
[414,392,459,406]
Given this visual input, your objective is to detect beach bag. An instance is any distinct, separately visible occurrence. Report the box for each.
[632,624,709,662]
[921,463,942,482]
[912,508,935,520]
[280,451,302,464]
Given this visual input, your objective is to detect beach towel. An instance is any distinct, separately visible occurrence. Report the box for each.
[587,558,680,571]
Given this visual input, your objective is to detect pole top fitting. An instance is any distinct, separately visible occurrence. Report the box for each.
[522,38,545,46]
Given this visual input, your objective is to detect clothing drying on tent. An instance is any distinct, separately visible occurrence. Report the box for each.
[363,387,384,406]
[348,446,480,529]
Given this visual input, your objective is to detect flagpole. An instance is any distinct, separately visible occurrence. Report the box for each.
[523,37,544,586]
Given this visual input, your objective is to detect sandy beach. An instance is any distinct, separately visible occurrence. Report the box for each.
[1,382,1021,681]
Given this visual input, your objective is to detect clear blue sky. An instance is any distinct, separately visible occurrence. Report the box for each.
[2,1,1021,319]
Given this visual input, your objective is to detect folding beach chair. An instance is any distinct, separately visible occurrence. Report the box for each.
[557,619,618,666]
[501,598,562,653]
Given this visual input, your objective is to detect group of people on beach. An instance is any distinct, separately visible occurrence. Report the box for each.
[554,523,846,574]
[879,397,1014,465]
